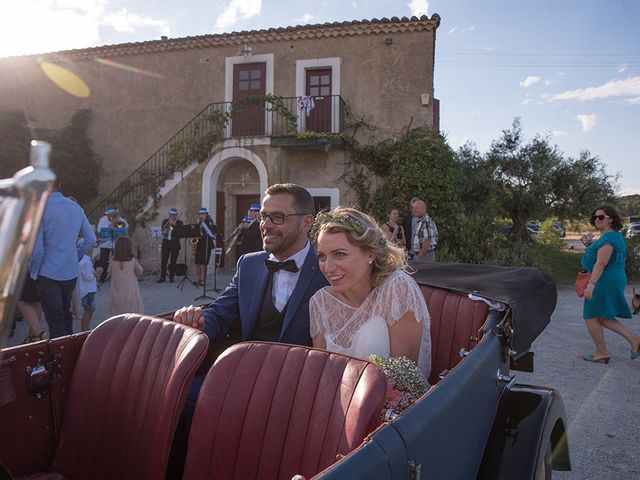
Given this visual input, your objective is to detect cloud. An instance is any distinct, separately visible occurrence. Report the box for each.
[295,14,315,23]
[214,0,262,33]
[102,8,170,35]
[0,0,106,58]
[617,63,628,74]
[577,114,597,132]
[519,76,541,88]
[408,0,429,17]
[545,76,640,104]
[448,25,475,35]
[521,94,532,105]
[546,130,566,137]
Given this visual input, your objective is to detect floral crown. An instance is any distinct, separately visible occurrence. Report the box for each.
[311,210,388,250]
[311,210,366,240]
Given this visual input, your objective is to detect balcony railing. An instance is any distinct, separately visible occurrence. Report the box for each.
[88,95,346,224]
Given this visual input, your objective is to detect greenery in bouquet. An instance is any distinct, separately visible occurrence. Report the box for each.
[369,355,427,415]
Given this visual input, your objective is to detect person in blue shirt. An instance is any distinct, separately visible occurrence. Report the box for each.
[29,173,96,338]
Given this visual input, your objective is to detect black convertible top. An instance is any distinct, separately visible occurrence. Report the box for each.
[413,262,557,355]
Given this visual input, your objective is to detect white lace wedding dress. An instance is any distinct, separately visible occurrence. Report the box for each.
[309,270,431,380]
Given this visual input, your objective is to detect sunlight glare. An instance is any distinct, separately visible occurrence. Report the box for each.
[0,0,103,59]
[40,62,91,98]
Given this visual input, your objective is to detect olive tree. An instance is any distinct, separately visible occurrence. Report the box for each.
[487,118,615,240]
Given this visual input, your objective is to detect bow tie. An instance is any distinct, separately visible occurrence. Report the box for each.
[265,259,299,273]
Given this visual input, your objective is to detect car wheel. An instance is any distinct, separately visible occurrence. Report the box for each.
[534,444,552,480]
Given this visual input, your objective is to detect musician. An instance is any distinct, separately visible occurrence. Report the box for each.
[194,207,217,286]
[157,207,183,283]
[96,206,128,283]
[236,203,262,257]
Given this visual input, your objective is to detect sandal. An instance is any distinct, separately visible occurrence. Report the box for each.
[632,342,640,360]
[582,353,610,364]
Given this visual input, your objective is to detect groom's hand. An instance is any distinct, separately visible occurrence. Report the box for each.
[173,305,205,331]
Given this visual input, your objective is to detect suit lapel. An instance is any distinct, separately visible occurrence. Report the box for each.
[280,247,320,337]
[244,253,270,340]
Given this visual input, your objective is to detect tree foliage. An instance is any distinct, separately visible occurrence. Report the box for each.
[0,109,103,206]
[46,109,102,205]
[486,118,615,239]
[354,128,465,253]
[0,111,33,177]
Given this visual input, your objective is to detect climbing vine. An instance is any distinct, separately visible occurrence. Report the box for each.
[96,94,297,226]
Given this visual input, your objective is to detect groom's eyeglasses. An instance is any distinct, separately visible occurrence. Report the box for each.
[591,214,609,221]
[258,211,308,225]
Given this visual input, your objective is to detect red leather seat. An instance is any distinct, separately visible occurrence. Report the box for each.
[422,285,490,386]
[17,314,208,480]
[183,342,387,480]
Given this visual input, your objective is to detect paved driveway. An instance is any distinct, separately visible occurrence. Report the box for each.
[520,285,640,480]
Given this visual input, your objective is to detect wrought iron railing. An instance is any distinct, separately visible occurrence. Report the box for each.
[88,95,346,224]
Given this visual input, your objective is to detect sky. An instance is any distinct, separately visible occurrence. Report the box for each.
[1,0,639,194]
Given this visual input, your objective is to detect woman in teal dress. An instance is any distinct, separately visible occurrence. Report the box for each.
[581,205,639,363]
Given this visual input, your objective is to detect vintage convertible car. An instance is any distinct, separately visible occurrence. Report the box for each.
[0,147,570,479]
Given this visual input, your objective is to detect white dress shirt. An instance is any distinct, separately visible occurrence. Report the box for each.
[267,241,310,311]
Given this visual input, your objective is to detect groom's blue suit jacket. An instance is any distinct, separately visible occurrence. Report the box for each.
[202,246,329,346]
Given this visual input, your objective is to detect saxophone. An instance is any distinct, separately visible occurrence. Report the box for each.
[191,218,201,256]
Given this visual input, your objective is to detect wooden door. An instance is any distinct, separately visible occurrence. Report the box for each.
[232,63,266,137]
[306,69,332,133]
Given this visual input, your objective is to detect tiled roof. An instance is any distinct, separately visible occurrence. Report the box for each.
[2,15,440,62]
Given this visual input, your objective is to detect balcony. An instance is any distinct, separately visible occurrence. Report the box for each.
[215,94,346,146]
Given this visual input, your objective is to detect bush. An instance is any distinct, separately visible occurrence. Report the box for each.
[537,219,564,248]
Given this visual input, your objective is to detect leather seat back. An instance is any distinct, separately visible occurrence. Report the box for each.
[183,342,387,480]
[421,286,489,386]
[51,314,208,480]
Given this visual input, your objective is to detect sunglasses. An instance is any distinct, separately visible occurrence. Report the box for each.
[591,214,610,221]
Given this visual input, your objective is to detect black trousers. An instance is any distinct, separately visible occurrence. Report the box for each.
[98,247,110,282]
[160,239,180,280]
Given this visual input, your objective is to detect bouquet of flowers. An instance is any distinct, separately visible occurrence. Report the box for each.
[369,355,427,418]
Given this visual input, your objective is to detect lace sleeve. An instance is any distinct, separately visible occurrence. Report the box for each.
[309,291,324,338]
[377,271,430,327]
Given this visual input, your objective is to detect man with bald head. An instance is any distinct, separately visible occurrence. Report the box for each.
[409,198,438,264]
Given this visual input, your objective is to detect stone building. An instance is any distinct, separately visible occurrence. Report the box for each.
[0,15,440,270]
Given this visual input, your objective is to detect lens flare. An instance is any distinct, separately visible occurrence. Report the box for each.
[40,62,90,98]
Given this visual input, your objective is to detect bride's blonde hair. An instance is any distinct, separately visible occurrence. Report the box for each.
[311,207,408,287]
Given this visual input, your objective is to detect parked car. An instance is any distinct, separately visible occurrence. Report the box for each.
[553,221,566,237]
[1,151,570,480]
[627,223,640,238]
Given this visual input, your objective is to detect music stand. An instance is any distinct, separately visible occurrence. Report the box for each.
[149,226,162,276]
[173,224,198,290]
[195,232,217,301]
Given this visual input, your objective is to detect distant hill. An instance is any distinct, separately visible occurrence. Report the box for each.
[616,194,640,219]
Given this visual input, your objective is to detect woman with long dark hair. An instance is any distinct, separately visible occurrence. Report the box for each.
[581,205,639,363]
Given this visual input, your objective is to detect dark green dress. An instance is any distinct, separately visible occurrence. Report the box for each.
[581,230,632,320]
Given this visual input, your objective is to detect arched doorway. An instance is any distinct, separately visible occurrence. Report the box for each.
[201,147,268,266]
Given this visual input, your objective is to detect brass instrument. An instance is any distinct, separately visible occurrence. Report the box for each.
[191,236,199,256]
[224,216,251,254]
[0,141,55,349]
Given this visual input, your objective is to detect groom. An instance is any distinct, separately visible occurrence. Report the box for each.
[167,184,328,478]
[173,183,328,345]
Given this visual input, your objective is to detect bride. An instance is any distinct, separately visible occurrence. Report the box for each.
[309,207,431,380]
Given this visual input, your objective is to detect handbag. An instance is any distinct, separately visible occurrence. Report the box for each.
[575,271,591,297]
[632,288,640,315]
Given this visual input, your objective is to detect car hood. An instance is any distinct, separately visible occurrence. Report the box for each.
[413,262,557,356]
